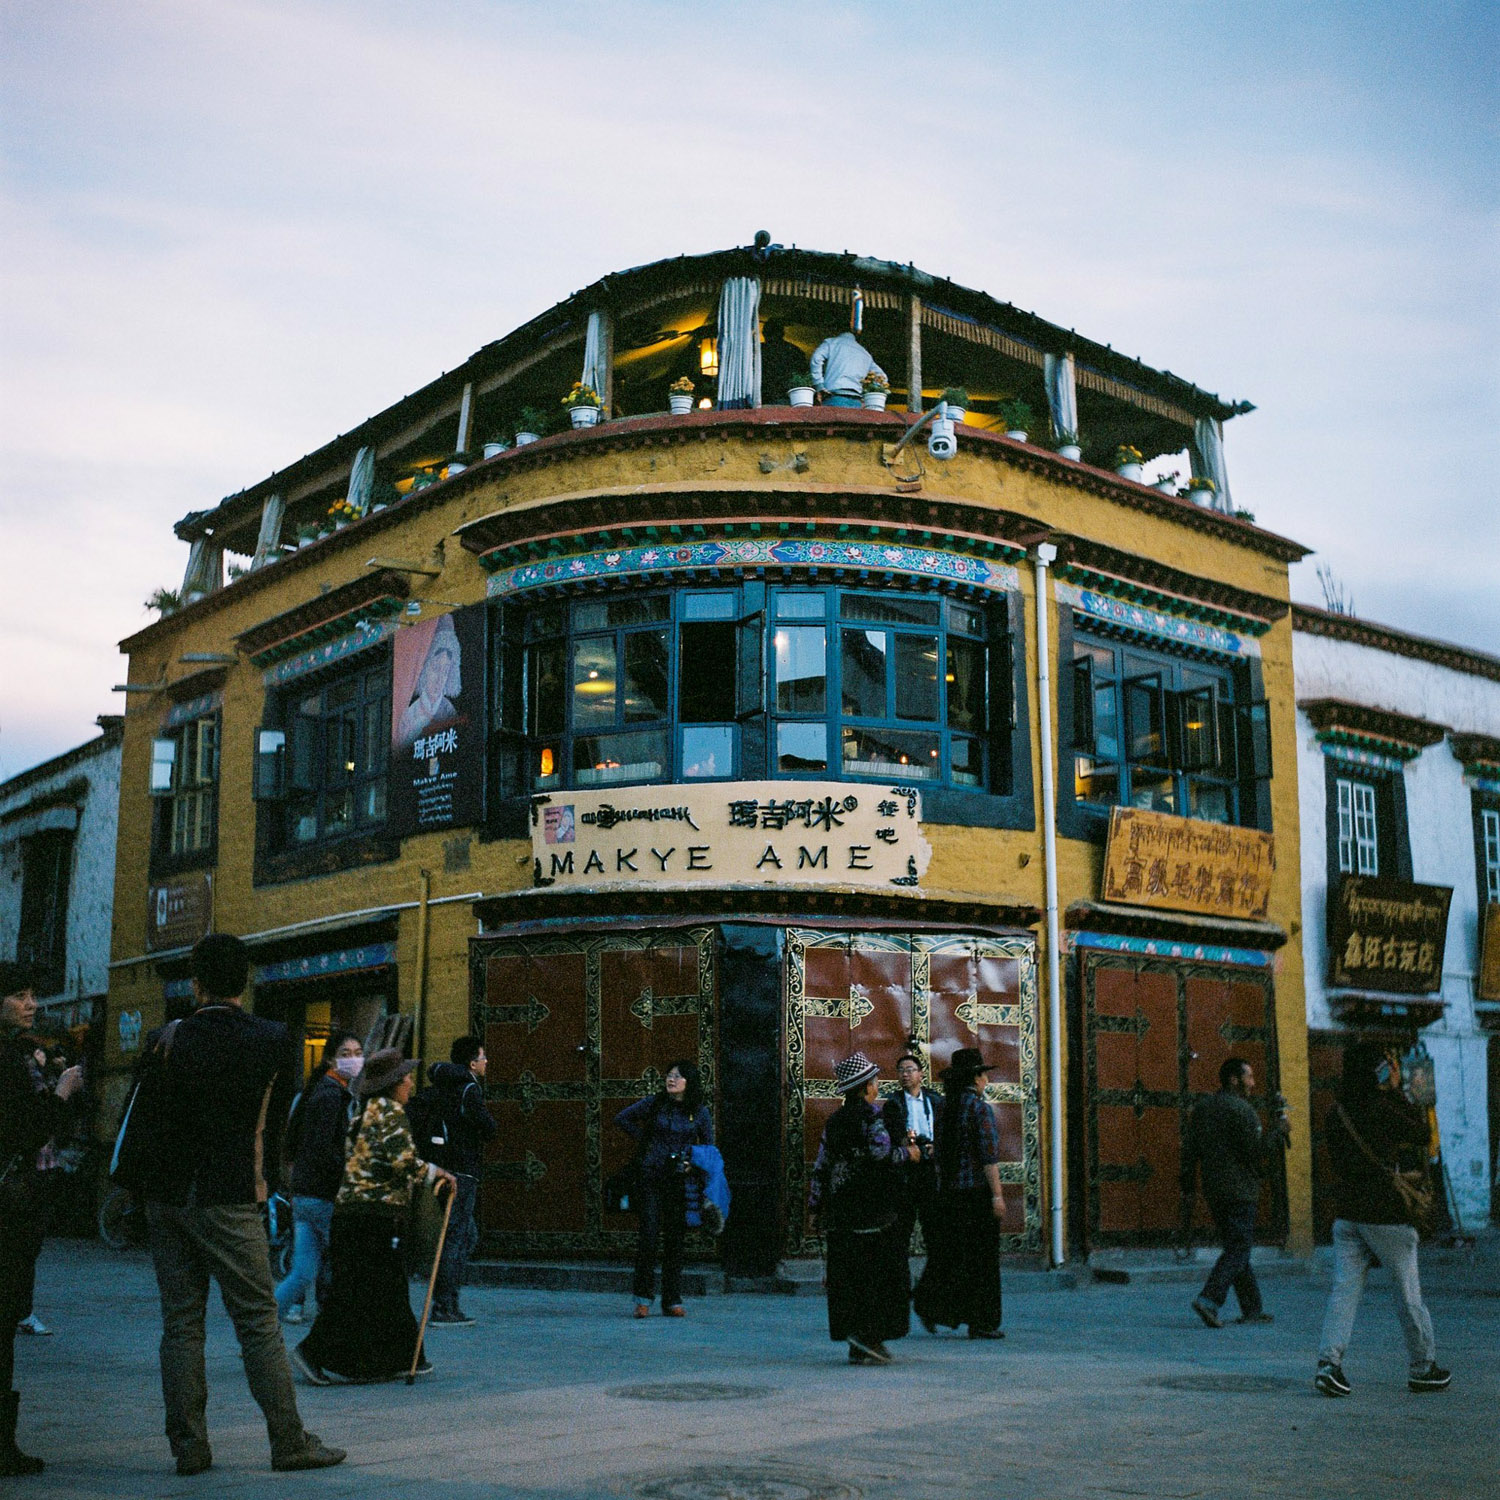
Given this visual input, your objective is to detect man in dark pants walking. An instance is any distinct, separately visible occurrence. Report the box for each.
[426,1036,497,1325]
[140,934,345,1476]
[1181,1056,1289,1328]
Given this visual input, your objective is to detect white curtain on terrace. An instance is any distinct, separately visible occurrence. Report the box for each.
[1043,351,1078,441]
[581,311,607,408]
[250,493,285,569]
[715,277,761,410]
[346,446,375,516]
[1191,417,1233,514]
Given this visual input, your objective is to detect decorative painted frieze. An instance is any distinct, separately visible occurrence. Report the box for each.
[1056,580,1257,660]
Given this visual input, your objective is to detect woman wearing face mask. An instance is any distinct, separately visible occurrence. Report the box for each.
[614,1060,712,1318]
[292,1050,455,1384]
[274,1032,364,1325]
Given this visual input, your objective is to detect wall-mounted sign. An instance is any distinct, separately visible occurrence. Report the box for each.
[147,870,213,952]
[389,604,485,837]
[531,781,931,893]
[1100,807,1275,921]
[1327,875,1452,995]
[117,1009,143,1054]
[1480,903,1500,1003]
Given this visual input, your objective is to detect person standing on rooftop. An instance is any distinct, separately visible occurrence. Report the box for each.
[809,330,884,408]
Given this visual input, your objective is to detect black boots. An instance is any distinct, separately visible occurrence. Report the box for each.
[1,1390,45,1476]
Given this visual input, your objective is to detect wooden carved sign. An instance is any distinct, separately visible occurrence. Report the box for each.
[1327,875,1452,995]
[1101,807,1275,921]
[1481,903,1500,1003]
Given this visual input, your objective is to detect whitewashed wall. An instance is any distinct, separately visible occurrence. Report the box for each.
[1295,629,1499,1228]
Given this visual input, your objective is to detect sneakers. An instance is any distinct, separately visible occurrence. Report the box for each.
[15,1315,51,1337]
[1236,1311,1274,1325]
[663,1305,686,1318]
[288,1344,332,1387]
[429,1308,476,1326]
[272,1434,346,1472]
[846,1336,891,1364]
[633,1304,651,1319]
[1408,1362,1452,1393]
[1315,1362,1352,1397]
[1191,1296,1222,1329]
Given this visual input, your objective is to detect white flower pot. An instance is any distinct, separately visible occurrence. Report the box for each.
[483,442,506,459]
[515,431,539,447]
[1115,462,1143,482]
[297,536,312,549]
[1154,479,1177,495]
[1189,487,1216,508]
[788,386,814,407]
[445,460,466,476]
[861,391,888,410]
[1005,429,1027,442]
[668,392,694,416]
[569,405,601,428]
[1058,443,1082,462]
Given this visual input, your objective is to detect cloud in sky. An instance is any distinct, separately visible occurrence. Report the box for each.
[0,0,1494,774]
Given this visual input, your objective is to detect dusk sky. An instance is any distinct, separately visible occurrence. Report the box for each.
[1,0,1494,777]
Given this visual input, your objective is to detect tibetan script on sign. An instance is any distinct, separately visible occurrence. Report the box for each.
[1479,903,1500,1003]
[530,781,931,893]
[1101,807,1275,920]
[1327,876,1452,995]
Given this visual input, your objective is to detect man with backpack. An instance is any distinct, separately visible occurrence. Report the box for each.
[411,1037,496,1326]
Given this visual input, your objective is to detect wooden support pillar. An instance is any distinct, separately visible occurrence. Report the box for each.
[456,382,475,453]
[906,295,923,414]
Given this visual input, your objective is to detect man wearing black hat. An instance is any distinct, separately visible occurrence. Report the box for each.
[138,934,346,1476]
[1,960,83,1476]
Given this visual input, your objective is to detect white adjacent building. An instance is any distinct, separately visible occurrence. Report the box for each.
[1294,605,1500,1233]
[0,717,123,1028]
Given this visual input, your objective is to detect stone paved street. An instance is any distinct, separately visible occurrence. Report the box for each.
[14,1240,1498,1500]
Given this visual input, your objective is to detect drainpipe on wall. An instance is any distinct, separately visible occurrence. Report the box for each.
[1033,542,1065,1267]
[414,868,432,1069]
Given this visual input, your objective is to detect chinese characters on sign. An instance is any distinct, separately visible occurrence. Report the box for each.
[1327,876,1453,995]
[1100,807,1276,921]
[530,782,931,892]
[147,870,213,952]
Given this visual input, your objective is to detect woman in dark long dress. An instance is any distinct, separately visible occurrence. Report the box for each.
[293,1050,455,1384]
[914,1046,1006,1339]
[807,1051,919,1365]
[615,1060,713,1318]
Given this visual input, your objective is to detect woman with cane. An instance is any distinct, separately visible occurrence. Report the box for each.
[291,1050,455,1385]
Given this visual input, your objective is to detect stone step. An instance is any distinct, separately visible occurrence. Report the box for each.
[772,1257,1079,1296]
[1086,1247,1311,1286]
[466,1260,720,1296]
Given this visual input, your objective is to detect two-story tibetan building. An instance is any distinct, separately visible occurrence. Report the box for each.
[104,241,1314,1275]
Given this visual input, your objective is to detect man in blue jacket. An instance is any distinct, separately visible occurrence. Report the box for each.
[426,1036,496,1326]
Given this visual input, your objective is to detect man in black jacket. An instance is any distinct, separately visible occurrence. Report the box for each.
[426,1036,497,1325]
[143,935,345,1476]
[882,1053,943,1262]
[1181,1057,1289,1328]
[1,961,83,1476]
[1314,1042,1450,1397]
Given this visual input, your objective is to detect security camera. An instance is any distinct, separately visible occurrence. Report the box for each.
[928,413,957,460]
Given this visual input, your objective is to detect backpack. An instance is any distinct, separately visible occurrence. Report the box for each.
[406,1082,458,1169]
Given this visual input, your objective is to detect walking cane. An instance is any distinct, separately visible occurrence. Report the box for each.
[408,1178,455,1386]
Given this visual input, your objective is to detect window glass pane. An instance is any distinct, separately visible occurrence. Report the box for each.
[150,738,177,794]
[326,713,356,785]
[1126,677,1166,766]
[1187,780,1230,823]
[290,800,318,843]
[682,591,736,621]
[531,641,565,737]
[777,722,827,773]
[536,742,561,789]
[947,640,986,732]
[623,629,669,723]
[1094,681,1120,761]
[775,593,825,620]
[571,636,617,729]
[951,737,984,788]
[840,628,888,717]
[1177,687,1216,771]
[842,726,940,780]
[527,604,565,640]
[947,601,984,637]
[682,725,734,779]
[327,677,357,709]
[680,622,736,722]
[363,701,384,774]
[573,729,666,785]
[193,719,218,785]
[1128,764,1176,812]
[324,788,354,834]
[1482,808,1500,902]
[1075,754,1119,805]
[573,596,668,631]
[361,781,386,824]
[895,634,939,721]
[774,626,826,713]
[841,594,940,626]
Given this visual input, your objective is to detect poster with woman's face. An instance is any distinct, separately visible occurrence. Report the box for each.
[389,606,483,834]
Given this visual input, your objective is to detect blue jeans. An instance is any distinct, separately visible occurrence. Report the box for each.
[434,1175,479,1315]
[1200,1198,1262,1315]
[273,1196,334,1319]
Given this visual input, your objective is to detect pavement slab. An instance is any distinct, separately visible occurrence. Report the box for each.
[12,1240,1497,1500]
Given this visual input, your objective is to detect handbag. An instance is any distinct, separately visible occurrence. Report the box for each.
[110,1019,181,1194]
[1333,1102,1436,1235]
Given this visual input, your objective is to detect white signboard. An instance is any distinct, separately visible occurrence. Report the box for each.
[531,782,931,894]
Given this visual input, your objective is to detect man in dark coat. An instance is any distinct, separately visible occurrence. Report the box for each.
[1314,1042,1450,1397]
[141,934,346,1476]
[426,1036,497,1325]
[1181,1056,1289,1328]
[882,1052,943,1259]
[1,961,83,1476]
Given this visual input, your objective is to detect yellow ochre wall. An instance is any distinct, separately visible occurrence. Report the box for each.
[104,423,1312,1252]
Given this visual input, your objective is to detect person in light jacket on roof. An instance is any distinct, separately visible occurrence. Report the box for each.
[809,331,885,408]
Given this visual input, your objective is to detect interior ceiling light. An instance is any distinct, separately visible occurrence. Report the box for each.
[699,338,718,376]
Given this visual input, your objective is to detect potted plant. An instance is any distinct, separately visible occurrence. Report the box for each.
[482,436,510,460]
[1113,445,1144,482]
[668,376,695,416]
[1186,475,1218,507]
[562,382,602,428]
[861,369,891,411]
[514,407,547,446]
[787,370,815,407]
[940,387,969,424]
[445,451,473,478]
[295,523,319,549]
[999,398,1033,441]
[327,497,360,529]
[145,586,181,616]
[1055,428,1082,462]
[1154,468,1181,494]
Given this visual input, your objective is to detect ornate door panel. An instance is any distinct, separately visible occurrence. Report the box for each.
[1080,952,1284,1248]
[785,929,1041,1257]
[470,928,716,1256]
